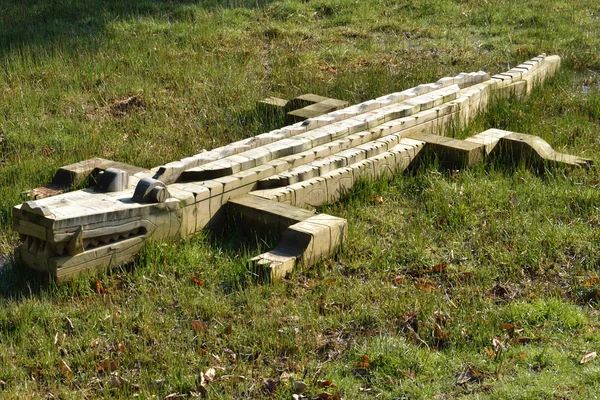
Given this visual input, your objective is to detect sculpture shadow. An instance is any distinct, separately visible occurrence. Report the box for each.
[0,0,273,57]
[0,257,54,299]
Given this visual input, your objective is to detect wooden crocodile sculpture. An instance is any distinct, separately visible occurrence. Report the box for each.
[12,54,591,281]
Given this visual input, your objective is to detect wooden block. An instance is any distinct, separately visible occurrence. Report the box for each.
[227,194,315,236]
[286,98,349,123]
[284,94,330,113]
[464,128,513,154]
[410,132,486,168]
[257,96,288,113]
[323,167,354,203]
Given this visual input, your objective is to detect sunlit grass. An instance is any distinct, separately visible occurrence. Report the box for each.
[1,0,600,398]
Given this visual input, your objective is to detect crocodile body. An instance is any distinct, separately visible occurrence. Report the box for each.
[13,54,588,281]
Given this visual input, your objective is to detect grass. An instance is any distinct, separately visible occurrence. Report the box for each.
[1,0,600,398]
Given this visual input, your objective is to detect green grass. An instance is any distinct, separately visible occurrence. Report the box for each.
[1,0,600,398]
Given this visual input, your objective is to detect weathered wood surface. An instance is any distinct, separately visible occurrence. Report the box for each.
[13,54,588,281]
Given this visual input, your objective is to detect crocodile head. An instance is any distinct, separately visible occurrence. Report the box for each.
[12,187,183,280]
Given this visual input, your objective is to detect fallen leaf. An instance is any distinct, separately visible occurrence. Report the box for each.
[416,278,439,291]
[584,277,600,288]
[95,279,108,295]
[224,324,233,335]
[356,355,370,369]
[203,368,216,383]
[499,323,515,331]
[433,323,448,339]
[580,352,597,364]
[369,195,384,205]
[192,320,208,334]
[118,342,127,353]
[59,359,72,378]
[191,276,205,286]
[433,263,448,272]
[319,379,336,388]
[97,359,118,373]
[485,348,495,359]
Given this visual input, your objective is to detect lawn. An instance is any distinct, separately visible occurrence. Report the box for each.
[1,0,600,398]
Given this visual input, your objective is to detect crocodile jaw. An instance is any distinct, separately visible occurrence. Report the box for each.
[13,189,184,280]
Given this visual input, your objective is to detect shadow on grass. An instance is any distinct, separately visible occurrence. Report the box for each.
[0,257,54,299]
[0,0,273,56]
[205,220,280,292]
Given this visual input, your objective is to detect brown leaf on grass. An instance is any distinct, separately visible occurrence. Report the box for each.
[433,263,448,272]
[118,342,126,353]
[356,355,370,369]
[59,359,72,377]
[499,323,515,331]
[190,276,205,286]
[192,320,208,334]
[224,324,233,335]
[584,277,600,288]
[485,348,495,359]
[580,352,597,364]
[433,323,448,339]
[319,379,336,388]
[416,278,439,291]
[95,279,108,295]
[352,355,371,377]
[97,359,118,373]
